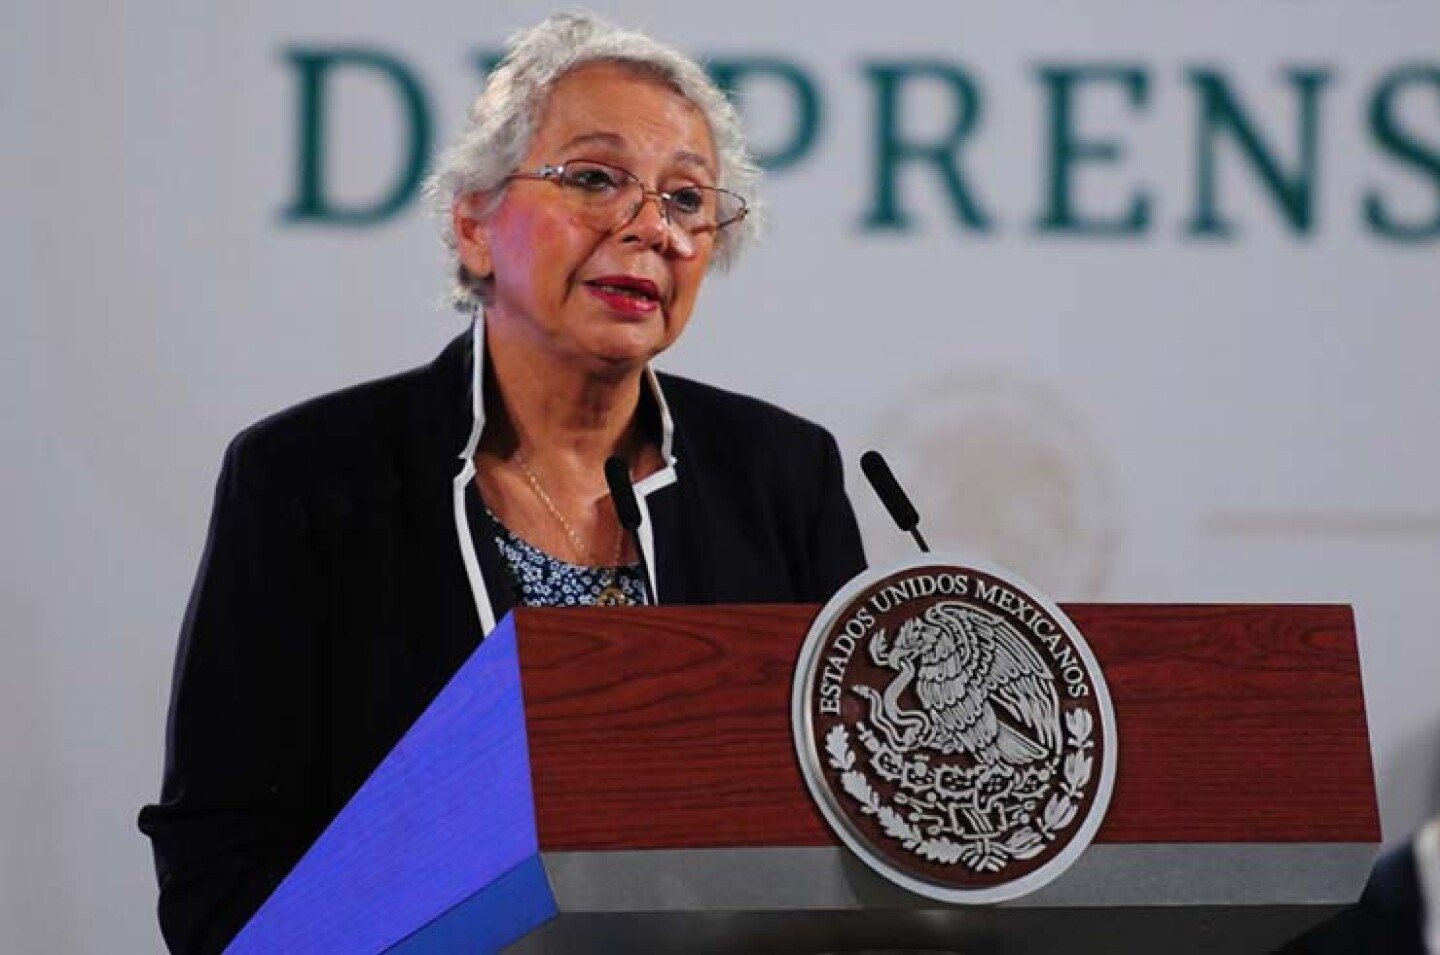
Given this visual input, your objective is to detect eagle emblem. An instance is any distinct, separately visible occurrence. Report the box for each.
[853,602,1062,837]
[794,560,1116,902]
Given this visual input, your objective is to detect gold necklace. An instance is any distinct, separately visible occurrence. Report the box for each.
[513,449,631,606]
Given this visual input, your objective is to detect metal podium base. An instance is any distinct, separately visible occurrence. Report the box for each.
[507,906,1342,954]
[504,844,1371,954]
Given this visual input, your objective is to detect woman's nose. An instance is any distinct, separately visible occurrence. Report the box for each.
[618,193,693,255]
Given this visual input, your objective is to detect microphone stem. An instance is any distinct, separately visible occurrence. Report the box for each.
[604,454,654,606]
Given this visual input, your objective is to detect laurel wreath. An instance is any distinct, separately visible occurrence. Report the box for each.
[825,707,1094,872]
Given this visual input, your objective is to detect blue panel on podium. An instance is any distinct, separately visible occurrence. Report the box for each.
[226,614,556,954]
[385,854,555,953]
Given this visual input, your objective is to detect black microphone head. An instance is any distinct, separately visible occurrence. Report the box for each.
[604,456,642,530]
[861,450,920,532]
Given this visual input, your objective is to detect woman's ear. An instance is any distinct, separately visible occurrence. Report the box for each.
[453,196,493,279]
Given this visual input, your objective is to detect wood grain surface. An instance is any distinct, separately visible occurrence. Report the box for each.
[514,604,1379,851]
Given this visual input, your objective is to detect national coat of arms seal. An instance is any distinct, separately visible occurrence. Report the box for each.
[792,555,1118,903]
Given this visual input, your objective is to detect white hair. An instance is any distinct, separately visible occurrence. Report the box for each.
[423,11,764,312]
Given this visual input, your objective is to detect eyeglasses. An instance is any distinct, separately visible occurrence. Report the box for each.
[504,159,748,238]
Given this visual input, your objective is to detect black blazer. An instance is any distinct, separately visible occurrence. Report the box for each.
[137,329,866,954]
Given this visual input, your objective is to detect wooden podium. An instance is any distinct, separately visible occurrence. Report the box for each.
[226,603,1379,954]
[514,603,1378,954]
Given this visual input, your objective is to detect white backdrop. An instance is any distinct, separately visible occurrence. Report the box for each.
[4,1,1439,951]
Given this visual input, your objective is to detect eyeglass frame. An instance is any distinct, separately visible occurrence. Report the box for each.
[501,159,749,238]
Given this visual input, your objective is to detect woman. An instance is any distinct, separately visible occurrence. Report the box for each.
[138,12,865,954]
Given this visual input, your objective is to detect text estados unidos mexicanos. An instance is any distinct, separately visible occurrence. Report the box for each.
[816,573,1091,714]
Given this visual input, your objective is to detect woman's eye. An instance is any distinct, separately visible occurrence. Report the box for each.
[670,187,708,215]
[566,167,620,192]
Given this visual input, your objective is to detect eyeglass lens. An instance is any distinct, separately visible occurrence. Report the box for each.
[556,162,742,234]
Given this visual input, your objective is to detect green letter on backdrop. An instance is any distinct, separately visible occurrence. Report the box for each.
[708,58,821,172]
[1034,65,1152,236]
[282,47,432,226]
[863,62,992,232]
[1186,67,1331,238]
[1365,65,1440,242]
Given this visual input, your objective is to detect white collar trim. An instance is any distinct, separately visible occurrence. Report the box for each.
[452,312,677,633]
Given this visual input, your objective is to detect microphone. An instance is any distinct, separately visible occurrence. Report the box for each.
[605,455,654,605]
[860,450,930,554]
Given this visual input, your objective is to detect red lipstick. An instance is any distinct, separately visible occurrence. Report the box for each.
[584,275,661,316]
